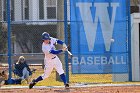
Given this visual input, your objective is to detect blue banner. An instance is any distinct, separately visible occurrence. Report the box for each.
[70,0,129,73]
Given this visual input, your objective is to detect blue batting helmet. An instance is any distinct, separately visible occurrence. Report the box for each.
[42,32,51,40]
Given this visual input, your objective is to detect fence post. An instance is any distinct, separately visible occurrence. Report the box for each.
[128,0,132,81]
[7,0,12,83]
[64,0,69,83]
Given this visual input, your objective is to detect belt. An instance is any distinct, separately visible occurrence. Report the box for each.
[52,56,56,59]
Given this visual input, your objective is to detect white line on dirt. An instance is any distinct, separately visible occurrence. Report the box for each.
[1,83,140,89]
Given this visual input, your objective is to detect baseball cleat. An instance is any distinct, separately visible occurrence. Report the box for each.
[65,83,69,89]
[29,80,36,89]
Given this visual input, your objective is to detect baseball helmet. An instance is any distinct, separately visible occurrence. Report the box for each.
[42,32,51,40]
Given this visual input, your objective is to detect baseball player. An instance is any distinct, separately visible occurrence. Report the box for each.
[29,32,69,89]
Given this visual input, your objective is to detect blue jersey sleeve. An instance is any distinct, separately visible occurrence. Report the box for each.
[57,40,64,45]
[49,49,63,54]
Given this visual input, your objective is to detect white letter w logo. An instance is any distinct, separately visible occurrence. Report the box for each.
[76,2,119,51]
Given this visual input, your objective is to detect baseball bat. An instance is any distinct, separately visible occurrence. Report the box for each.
[64,44,72,56]
[67,50,73,56]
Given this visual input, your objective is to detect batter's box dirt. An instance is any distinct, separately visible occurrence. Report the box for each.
[1,86,140,93]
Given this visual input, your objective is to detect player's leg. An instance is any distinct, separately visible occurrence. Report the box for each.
[29,65,53,89]
[23,67,30,83]
[54,57,69,88]
[60,73,69,88]
[29,60,53,89]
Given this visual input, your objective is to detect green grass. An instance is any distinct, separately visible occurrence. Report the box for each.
[70,74,112,83]
[12,68,140,86]
[20,68,112,86]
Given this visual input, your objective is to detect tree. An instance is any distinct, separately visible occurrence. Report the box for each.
[56,0,65,81]
[0,23,7,62]
[130,0,140,13]
[132,0,140,6]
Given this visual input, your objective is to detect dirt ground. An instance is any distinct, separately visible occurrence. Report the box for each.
[0,86,140,93]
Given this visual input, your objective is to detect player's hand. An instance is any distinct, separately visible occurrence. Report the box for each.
[62,47,67,52]
[63,43,67,49]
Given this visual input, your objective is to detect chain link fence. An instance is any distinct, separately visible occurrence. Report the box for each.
[69,0,131,84]
[0,0,131,86]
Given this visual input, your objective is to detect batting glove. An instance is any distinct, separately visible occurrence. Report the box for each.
[63,43,67,48]
[62,47,67,52]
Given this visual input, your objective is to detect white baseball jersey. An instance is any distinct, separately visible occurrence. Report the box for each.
[42,37,58,61]
[41,37,64,79]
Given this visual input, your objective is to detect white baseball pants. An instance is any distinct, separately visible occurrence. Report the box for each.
[41,56,64,79]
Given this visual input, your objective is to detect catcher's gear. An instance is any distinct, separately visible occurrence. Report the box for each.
[29,79,36,89]
[42,32,51,40]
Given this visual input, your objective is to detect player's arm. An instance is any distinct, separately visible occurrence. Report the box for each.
[49,49,63,54]
[42,45,65,54]
[56,40,64,45]
[43,48,67,54]
[56,40,67,48]
[49,47,67,54]
[51,37,67,48]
